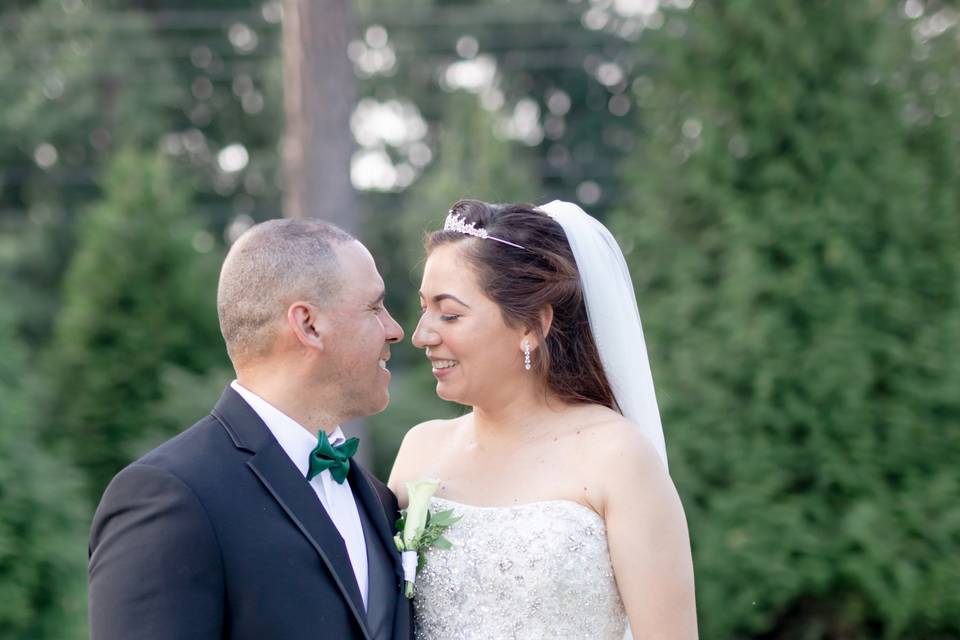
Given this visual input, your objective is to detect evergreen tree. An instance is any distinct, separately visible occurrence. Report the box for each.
[0,0,284,352]
[45,150,227,500]
[613,2,960,637]
[0,0,182,351]
[0,278,86,640]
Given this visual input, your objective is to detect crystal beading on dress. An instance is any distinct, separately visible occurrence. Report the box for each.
[413,497,627,640]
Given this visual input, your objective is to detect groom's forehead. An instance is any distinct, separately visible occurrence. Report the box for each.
[333,241,379,277]
[336,270,384,305]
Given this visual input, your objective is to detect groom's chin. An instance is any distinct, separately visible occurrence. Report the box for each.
[368,387,391,414]
[346,389,390,419]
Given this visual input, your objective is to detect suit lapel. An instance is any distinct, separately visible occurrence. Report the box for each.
[348,464,412,640]
[348,464,404,582]
[211,387,372,640]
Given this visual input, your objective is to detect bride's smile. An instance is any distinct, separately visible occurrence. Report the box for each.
[426,358,459,376]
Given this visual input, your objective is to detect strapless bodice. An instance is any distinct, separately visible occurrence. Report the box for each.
[413,497,627,640]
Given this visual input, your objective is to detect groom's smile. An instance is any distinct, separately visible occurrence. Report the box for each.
[324,240,404,418]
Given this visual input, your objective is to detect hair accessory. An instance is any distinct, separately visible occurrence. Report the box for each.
[444,211,526,250]
[522,340,532,371]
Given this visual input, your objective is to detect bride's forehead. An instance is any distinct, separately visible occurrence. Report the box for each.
[424,244,478,280]
[422,248,498,305]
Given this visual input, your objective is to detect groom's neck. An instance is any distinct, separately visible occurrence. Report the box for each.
[236,367,341,437]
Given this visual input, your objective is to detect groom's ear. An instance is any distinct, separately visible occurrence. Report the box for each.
[287,301,331,351]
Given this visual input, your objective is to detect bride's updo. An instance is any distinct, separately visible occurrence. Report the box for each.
[426,199,616,411]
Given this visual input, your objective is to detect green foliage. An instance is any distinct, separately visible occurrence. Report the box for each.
[400,91,542,225]
[0,279,86,640]
[0,0,185,351]
[1,2,956,636]
[0,1,180,151]
[0,0,284,355]
[45,150,227,500]
[613,2,960,637]
[355,0,632,207]
[132,364,234,460]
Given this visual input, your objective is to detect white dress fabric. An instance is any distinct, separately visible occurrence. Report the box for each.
[413,497,627,640]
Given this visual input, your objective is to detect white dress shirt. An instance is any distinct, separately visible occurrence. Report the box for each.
[231,381,369,609]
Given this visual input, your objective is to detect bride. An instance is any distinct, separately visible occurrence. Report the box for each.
[389,199,697,639]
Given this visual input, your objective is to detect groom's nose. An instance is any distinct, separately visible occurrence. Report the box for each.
[382,307,404,344]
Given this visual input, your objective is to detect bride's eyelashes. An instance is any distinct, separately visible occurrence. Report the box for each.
[418,306,460,322]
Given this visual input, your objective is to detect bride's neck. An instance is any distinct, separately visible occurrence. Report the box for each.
[470,389,569,444]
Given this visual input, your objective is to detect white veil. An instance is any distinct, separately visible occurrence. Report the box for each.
[538,200,668,470]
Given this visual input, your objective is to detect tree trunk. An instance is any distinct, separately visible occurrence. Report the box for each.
[282,0,357,233]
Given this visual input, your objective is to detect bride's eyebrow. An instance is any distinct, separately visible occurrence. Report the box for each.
[418,292,471,308]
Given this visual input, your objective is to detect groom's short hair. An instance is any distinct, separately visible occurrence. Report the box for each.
[217,218,354,365]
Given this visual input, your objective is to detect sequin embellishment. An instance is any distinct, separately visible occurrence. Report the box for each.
[413,497,627,639]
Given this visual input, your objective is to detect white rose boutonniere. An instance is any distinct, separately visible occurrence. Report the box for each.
[393,479,459,598]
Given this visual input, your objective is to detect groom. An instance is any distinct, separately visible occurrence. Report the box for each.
[88,219,411,640]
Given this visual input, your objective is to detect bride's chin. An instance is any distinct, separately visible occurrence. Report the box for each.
[435,383,463,404]
[436,386,455,402]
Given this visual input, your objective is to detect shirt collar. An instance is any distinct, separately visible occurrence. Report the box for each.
[230,380,345,478]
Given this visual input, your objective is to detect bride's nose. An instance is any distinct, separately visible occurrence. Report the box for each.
[412,315,440,349]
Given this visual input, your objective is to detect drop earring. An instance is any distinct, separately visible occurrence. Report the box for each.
[523,340,532,371]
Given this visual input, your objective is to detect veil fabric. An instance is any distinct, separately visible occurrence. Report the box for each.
[538,200,668,470]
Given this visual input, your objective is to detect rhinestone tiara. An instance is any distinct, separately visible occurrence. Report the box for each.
[443,211,526,249]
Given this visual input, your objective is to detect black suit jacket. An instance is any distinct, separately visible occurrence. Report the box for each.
[88,386,413,640]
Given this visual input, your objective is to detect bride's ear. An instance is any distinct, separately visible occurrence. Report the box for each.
[522,305,554,351]
[287,301,329,351]
[538,305,554,341]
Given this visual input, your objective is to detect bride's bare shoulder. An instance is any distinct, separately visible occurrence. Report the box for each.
[568,407,669,486]
[388,414,468,503]
[401,414,468,453]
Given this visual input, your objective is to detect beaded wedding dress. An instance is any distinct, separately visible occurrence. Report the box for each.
[413,497,628,640]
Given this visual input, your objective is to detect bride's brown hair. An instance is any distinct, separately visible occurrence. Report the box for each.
[425,199,616,411]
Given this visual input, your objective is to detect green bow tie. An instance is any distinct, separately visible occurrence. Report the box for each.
[307,431,360,484]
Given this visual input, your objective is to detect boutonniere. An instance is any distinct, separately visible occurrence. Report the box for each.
[393,479,459,598]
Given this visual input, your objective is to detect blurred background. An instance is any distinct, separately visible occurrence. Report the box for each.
[1,0,958,637]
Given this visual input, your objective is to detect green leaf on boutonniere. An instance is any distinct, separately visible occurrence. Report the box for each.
[428,510,458,527]
[431,536,453,550]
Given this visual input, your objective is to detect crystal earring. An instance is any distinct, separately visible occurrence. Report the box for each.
[522,340,532,371]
